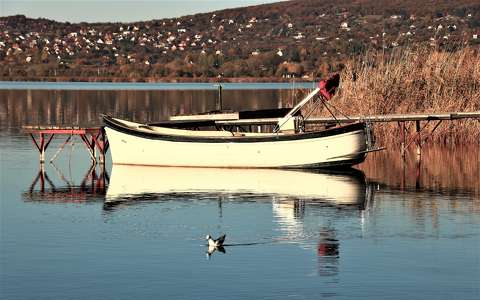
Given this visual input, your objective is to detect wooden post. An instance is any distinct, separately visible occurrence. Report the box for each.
[97,164,107,190]
[39,133,45,163]
[399,122,406,157]
[216,84,223,111]
[28,133,54,164]
[91,134,96,163]
[99,129,105,164]
[415,120,421,157]
[91,128,108,165]
[415,158,421,189]
[39,164,45,192]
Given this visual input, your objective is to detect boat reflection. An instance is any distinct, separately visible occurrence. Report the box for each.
[23,163,109,203]
[105,165,374,274]
[317,227,340,277]
[105,165,372,209]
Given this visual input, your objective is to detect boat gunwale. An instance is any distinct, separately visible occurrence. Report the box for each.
[102,115,366,143]
[110,156,366,169]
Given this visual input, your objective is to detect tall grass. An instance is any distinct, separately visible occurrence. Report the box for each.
[315,47,480,145]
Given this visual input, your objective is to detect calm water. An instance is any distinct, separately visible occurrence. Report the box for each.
[1,84,479,299]
[0,81,315,91]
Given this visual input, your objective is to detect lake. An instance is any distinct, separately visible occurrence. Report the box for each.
[0,83,479,299]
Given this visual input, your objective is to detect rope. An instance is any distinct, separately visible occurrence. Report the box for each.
[322,100,340,125]
[49,135,71,163]
[322,99,351,120]
[302,95,324,120]
[301,95,345,126]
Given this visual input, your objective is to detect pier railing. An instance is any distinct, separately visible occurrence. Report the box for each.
[216,111,480,156]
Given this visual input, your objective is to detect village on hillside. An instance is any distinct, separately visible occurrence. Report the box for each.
[1,0,479,82]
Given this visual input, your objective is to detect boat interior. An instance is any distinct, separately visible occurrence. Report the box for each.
[113,117,291,137]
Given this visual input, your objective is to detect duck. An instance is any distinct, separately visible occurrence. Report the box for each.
[206,234,226,247]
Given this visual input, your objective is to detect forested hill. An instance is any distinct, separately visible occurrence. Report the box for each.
[1,0,479,81]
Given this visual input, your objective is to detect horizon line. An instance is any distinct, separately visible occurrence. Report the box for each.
[0,0,288,24]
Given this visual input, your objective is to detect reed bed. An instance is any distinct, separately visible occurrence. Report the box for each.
[311,47,480,145]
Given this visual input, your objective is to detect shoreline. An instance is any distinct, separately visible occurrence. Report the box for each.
[0,76,311,84]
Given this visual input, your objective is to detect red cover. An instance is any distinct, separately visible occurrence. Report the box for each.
[318,74,340,100]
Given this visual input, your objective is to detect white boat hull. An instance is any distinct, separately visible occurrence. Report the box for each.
[104,117,368,168]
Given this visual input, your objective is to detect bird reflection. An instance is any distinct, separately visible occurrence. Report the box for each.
[206,245,226,258]
[206,234,227,258]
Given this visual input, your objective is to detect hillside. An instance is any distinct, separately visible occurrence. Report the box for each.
[1,0,479,82]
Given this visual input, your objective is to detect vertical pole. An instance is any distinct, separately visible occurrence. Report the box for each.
[98,163,106,190]
[216,85,223,111]
[39,133,45,164]
[400,123,406,189]
[415,157,421,190]
[415,120,421,158]
[39,163,45,193]
[91,134,96,164]
[399,122,406,157]
[91,166,97,193]
[99,129,105,164]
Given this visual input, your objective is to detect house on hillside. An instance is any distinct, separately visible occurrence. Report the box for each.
[279,62,303,78]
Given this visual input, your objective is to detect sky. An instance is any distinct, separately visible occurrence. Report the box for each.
[1,0,285,23]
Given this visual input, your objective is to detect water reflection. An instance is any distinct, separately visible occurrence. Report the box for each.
[105,165,374,274]
[317,227,340,277]
[0,89,296,132]
[105,166,371,207]
[4,86,479,297]
[23,163,109,203]
[207,245,226,258]
[359,146,480,196]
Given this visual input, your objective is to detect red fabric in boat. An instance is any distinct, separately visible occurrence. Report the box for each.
[318,74,340,100]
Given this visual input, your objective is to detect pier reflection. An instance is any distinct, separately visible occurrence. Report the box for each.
[359,146,480,196]
[23,163,109,203]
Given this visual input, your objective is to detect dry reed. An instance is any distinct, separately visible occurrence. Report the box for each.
[312,47,480,145]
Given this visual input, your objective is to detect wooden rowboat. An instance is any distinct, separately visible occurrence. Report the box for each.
[103,115,370,168]
[103,77,375,168]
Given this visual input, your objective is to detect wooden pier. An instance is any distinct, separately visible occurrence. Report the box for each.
[212,111,480,156]
[211,111,480,125]
[22,125,109,164]
[22,111,479,164]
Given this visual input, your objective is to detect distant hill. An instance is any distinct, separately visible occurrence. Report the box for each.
[1,0,479,82]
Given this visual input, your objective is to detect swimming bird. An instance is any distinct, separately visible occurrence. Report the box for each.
[206,234,226,247]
